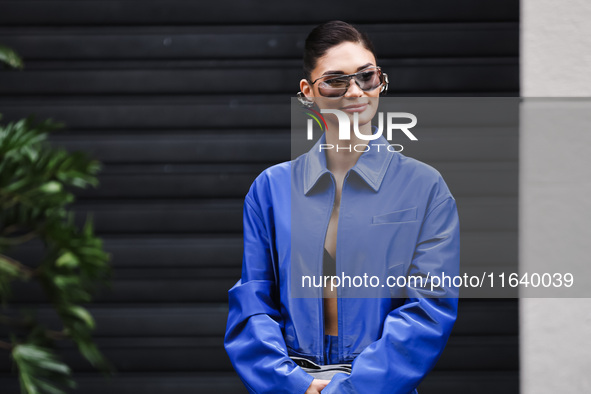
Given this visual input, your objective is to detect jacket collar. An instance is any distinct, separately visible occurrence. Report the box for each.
[303,128,395,195]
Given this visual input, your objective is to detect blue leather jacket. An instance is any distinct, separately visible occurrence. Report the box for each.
[224,132,460,394]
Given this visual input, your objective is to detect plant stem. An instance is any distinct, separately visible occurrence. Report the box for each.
[0,230,36,245]
[0,314,68,341]
[0,253,34,279]
[0,314,31,328]
[1,223,24,236]
[46,329,68,340]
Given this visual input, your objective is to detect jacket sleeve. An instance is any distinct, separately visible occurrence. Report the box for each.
[322,195,460,394]
[224,190,314,394]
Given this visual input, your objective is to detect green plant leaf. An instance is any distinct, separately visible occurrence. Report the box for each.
[64,305,95,330]
[33,378,71,394]
[1,99,112,393]
[0,254,26,303]
[55,251,79,268]
[52,275,80,290]
[38,181,62,194]
[11,343,74,394]
[0,255,22,277]
[0,44,24,69]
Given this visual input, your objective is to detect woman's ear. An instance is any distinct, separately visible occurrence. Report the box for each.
[300,78,313,98]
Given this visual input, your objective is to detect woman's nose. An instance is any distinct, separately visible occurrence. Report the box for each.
[344,78,364,98]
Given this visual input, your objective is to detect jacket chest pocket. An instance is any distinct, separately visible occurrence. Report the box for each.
[371,206,417,224]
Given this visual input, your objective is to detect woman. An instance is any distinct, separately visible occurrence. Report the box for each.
[224,21,460,394]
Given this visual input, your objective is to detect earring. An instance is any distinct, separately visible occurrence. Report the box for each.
[297,92,314,108]
[380,73,389,95]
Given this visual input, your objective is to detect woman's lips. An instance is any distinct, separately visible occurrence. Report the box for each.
[341,103,368,113]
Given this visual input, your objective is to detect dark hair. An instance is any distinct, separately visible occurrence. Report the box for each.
[303,20,377,81]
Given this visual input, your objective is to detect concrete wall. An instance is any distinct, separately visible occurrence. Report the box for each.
[521,0,591,392]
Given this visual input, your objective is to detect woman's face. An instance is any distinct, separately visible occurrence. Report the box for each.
[300,41,381,132]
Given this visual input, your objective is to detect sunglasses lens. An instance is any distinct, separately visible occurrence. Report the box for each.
[316,68,383,97]
[355,69,382,91]
[318,77,349,97]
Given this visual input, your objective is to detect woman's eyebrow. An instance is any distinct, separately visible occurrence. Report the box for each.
[356,63,374,71]
[321,63,375,76]
[321,70,344,76]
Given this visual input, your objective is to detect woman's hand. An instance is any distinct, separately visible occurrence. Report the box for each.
[305,379,331,393]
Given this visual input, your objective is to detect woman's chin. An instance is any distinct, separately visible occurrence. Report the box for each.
[348,113,377,129]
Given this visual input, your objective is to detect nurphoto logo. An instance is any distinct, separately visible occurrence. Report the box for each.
[303,108,418,152]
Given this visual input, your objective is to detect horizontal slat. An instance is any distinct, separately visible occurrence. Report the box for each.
[0,1,519,25]
[0,56,517,70]
[0,337,234,372]
[435,162,517,196]
[50,133,292,164]
[63,162,516,198]
[10,235,243,269]
[9,266,519,303]
[10,271,519,303]
[10,277,235,303]
[0,372,251,394]
[0,93,520,129]
[460,232,517,266]
[42,128,518,164]
[71,199,243,234]
[9,231,516,270]
[82,165,275,198]
[456,299,518,335]
[438,336,518,370]
[0,63,518,95]
[456,197,517,231]
[404,128,518,163]
[0,300,517,337]
[60,197,516,233]
[419,370,519,394]
[0,370,519,394]
[0,304,232,337]
[0,335,516,372]
[0,100,290,130]
[0,24,518,60]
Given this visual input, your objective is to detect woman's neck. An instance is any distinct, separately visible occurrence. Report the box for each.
[324,122,372,175]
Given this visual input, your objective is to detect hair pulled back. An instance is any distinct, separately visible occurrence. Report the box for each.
[303,20,377,81]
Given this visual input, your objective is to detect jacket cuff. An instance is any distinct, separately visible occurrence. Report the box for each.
[292,368,315,394]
